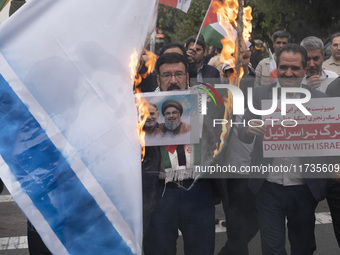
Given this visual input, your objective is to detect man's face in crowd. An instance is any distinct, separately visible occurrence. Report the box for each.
[157,62,189,91]
[187,42,204,64]
[330,36,340,61]
[273,37,289,53]
[305,48,324,77]
[145,104,159,128]
[277,51,306,87]
[164,106,181,130]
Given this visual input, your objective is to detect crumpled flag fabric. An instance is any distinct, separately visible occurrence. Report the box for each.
[0,0,158,254]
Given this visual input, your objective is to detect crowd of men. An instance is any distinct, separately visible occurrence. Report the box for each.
[141,32,340,255]
[4,0,340,254]
[14,28,340,255]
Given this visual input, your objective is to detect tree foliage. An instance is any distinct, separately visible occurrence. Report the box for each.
[157,0,211,44]
[157,0,340,48]
[247,0,340,45]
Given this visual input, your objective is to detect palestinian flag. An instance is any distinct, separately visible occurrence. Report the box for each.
[160,145,201,183]
[160,0,192,13]
[200,1,225,49]
[269,48,277,83]
[200,1,236,49]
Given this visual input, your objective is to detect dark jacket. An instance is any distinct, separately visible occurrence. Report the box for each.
[200,63,220,80]
[142,146,161,233]
[326,76,340,96]
[189,63,220,87]
[238,83,328,201]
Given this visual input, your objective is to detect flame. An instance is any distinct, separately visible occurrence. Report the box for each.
[214,0,252,76]
[142,49,157,78]
[243,6,252,43]
[212,0,252,158]
[213,89,233,158]
[130,49,157,160]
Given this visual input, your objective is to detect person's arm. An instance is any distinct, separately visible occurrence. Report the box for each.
[186,47,198,78]
[186,47,198,65]
[306,75,322,89]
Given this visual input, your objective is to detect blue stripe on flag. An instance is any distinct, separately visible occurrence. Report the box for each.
[0,74,134,254]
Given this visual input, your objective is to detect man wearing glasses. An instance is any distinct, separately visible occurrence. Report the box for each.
[143,52,216,255]
[155,53,190,91]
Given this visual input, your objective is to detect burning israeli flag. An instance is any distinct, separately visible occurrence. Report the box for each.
[0,0,158,254]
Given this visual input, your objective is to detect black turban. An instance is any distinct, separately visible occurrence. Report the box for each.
[161,99,183,116]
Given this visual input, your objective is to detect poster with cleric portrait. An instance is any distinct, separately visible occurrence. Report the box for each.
[138,90,200,146]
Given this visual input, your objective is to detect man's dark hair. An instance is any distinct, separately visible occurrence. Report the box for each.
[330,32,340,44]
[276,43,308,68]
[159,43,186,56]
[155,53,188,74]
[185,35,206,52]
[272,30,291,43]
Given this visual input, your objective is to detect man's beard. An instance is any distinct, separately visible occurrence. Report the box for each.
[164,118,181,130]
[145,118,156,128]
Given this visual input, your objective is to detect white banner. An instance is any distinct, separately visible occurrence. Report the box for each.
[262,98,340,158]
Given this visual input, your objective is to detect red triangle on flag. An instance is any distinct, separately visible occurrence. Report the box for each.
[163,145,178,154]
[202,2,218,28]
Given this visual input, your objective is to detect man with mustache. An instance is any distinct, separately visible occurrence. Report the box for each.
[143,52,216,255]
[323,33,340,76]
[300,36,338,92]
[239,44,327,255]
[160,99,191,136]
[155,52,190,91]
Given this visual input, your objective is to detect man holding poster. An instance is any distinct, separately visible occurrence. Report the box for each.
[239,44,328,255]
[143,52,215,255]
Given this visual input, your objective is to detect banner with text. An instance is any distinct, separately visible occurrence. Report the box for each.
[262,97,340,157]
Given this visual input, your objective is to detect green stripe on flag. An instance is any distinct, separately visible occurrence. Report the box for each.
[201,25,224,49]
[160,146,172,169]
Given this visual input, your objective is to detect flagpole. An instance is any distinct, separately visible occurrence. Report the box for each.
[235,0,244,87]
[194,0,213,47]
